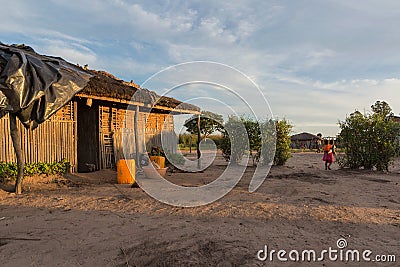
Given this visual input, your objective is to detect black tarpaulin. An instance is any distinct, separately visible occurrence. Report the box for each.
[0,42,92,129]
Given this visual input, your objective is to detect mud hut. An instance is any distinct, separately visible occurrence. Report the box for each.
[389,115,400,123]
[290,132,321,149]
[0,68,200,172]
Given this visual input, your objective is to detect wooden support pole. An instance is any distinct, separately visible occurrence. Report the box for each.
[9,113,24,194]
[197,113,201,169]
[189,135,192,154]
[134,105,140,168]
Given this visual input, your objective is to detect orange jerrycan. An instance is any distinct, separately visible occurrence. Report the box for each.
[117,159,135,184]
[149,156,165,168]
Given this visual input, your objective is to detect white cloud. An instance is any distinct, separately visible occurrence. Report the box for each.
[198,17,236,43]
[40,40,97,67]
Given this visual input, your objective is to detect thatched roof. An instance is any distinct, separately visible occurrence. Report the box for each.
[80,69,199,113]
[291,132,321,141]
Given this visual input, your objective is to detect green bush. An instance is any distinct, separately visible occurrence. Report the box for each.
[178,133,197,149]
[0,159,71,182]
[218,116,249,163]
[218,116,292,166]
[0,163,18,180]
[205,135,224,148]
[338,101,400,171]
[274,119,293,166]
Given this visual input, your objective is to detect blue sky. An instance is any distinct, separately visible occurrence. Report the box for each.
[1,0,400,136]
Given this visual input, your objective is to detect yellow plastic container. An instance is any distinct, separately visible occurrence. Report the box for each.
[149,156,165,168]
[117,159,135,184]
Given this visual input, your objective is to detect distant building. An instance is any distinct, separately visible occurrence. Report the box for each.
[290,132,322,149]
[388,115,400,123]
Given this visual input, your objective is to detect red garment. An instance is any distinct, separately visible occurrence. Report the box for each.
[323,152,334,163]
[322,144,334,162]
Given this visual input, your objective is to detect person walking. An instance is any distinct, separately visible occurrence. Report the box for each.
[322,139,334,170]
[316,133,322,153]
[316,138,322,153]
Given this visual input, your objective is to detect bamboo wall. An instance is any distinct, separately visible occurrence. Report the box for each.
[0,102,77,171]
[144,113,176,153]
[99,106,176,169]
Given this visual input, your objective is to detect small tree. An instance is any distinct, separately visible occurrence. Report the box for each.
[184,111,224,140]
[338,101,400,171]
[274,119,292,165]
[219,116,249,163]
[178,133,195,149]
[218,116,292,166]
[241,116,262,165]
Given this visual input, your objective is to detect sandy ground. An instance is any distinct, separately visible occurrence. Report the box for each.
[0,153,399,266]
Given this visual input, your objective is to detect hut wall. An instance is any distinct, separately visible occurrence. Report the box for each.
[99,106,176,169]
[98,105,137,169]
[99,106,116,169]
[144,113,176,153]
[290,139,319,149]
[0,101,77,171]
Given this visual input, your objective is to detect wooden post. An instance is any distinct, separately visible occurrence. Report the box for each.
[9,113,24,194]
[197,113,201,169]
[189,135,192,154]
[134,105,140,168]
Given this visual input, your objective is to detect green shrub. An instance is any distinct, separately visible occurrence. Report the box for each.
[274,119,293,166]
[219,134,231,161]
[218,116,292,166]
[0,163,18,181]
[338,101,400,171]
[218,116,249,163]
[208,135,224,148]
[178,133,197,149]
[0,159,71,182]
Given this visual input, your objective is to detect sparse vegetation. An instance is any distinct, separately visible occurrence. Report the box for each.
[274,119,293,166]
[217,116,292,166]
[337,101,400,171]
[178,133,196,149]
[0,159,71,182]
